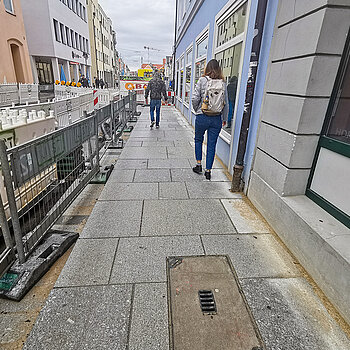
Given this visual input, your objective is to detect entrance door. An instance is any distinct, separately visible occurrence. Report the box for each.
[10,44,25,83]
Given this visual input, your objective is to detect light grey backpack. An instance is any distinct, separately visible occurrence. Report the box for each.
[201,77,225,116]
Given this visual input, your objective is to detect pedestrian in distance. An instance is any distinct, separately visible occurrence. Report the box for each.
[94,77,100,89]
[144,70,168,128]
[100,80,105,89]
[191,59,228,180]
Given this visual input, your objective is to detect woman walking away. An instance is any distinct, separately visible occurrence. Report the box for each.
[191,59,228,180]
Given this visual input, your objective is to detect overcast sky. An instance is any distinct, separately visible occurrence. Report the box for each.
[98,0,176,71]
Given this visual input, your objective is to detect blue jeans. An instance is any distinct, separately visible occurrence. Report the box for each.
[194,114,222,170]
[150,99,161,125]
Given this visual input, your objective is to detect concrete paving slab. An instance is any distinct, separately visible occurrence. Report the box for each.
[23,285,132,350]
[188,158,224,169]
[159,182,189,199]
[142,140,175,147]
[128,130,164,138]
[141,199,236,236]
[107,169,135,183]
[55,238,118,287]
[174,140,193,147]
[119,146,167,159]
[128,283,169,350]
[99,182,158,200]
[109,236,204,283]
[125,140,143,147]
[115,159,148,169]
[202,234,301,278]
[186,181,241,199]
[148,158,191,169]
[128,136,159,141]
[80,201,142,238]
[167,146,195,158]
[221,199,273,234]
[171,168,229,182]
[133,169,171,183]
[240,278,350,350]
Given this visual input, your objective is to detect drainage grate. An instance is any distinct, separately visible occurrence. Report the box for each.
[198,290,217,314]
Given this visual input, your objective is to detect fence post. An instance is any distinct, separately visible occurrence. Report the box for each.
[94,112,100,169]
[111,100,115,144]
[0,140,26,263]
[0,192,14,248]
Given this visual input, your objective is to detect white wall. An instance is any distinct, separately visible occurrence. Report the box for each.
[21,0,91,66]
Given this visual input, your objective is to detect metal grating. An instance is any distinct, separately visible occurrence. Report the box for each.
[198,290,217,314]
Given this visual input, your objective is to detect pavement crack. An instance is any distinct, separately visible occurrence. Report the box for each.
[108,239,120,284]
[139,200,145,236]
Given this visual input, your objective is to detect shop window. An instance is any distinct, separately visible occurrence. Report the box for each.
[196,36,208,59]
[194,59,206,85]
[180,69,184,100]
[214,1,247,134]
[36,61,54,84]
[184,48,193,105]
[186,49,193,66]
[215,43,242,132]
[217,2,247,47]
[326,54,350,144]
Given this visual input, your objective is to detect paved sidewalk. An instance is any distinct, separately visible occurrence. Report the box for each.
[24,107,350,349]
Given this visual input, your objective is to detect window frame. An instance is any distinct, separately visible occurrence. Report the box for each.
[53,19,61,43]
[65,26,71,47]
[4,0,15,14]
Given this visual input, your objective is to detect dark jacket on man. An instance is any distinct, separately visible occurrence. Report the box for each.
[145,74,168,101]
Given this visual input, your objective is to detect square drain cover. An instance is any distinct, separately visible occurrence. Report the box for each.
[167,255,263,350]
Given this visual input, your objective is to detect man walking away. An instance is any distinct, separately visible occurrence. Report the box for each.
[100,80,105,89]
[145,71,167,128]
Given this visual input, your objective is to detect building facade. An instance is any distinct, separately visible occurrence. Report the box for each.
[174,0,277,175]
[0,0,33,84]
[21,0,91,85]
[86,0,114,87]
[175,0,350,325]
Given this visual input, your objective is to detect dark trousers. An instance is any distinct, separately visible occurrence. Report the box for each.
[194,113,222,170]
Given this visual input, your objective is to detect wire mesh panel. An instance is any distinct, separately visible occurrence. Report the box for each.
[0,115,99,258]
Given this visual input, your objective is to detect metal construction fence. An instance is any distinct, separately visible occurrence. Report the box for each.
[0,91,137,275]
